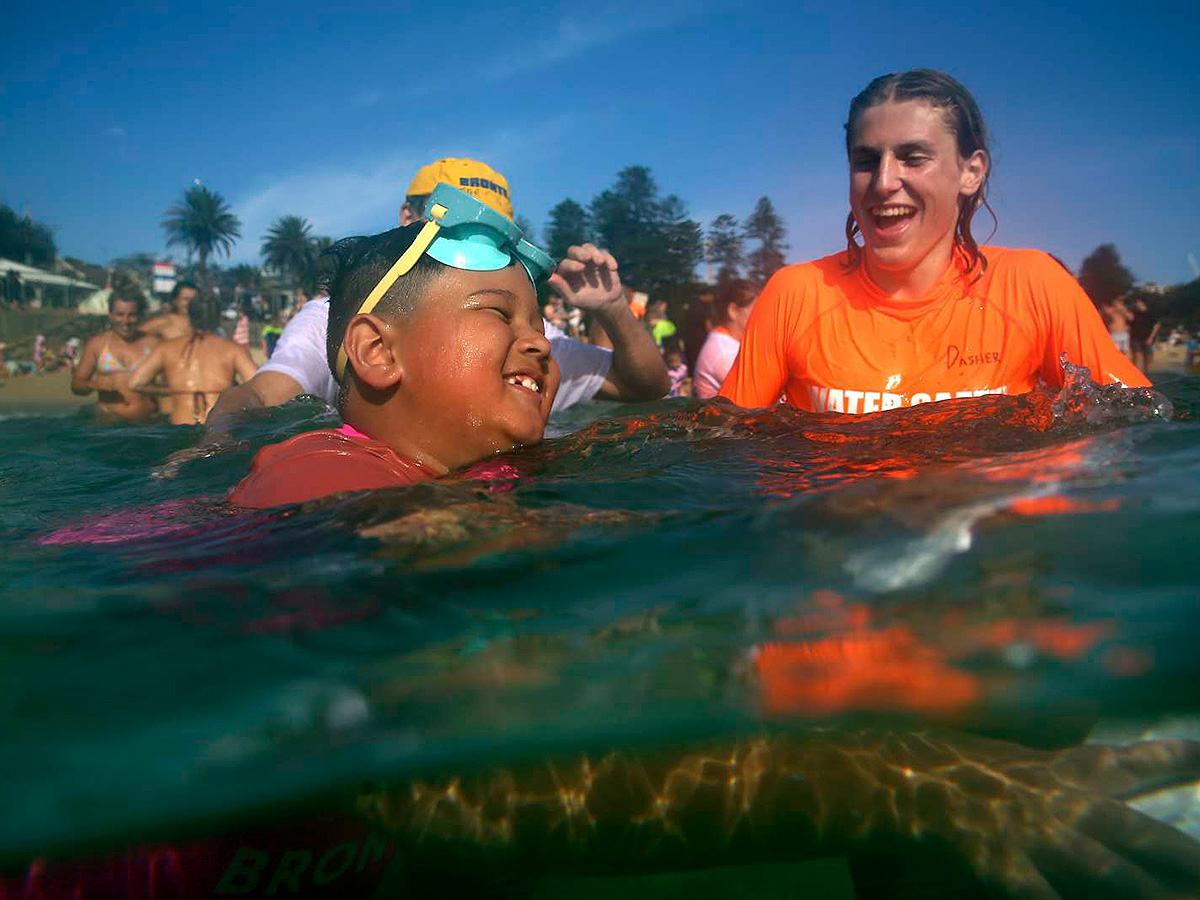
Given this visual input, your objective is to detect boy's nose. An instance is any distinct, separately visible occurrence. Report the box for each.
[518,327,551,359]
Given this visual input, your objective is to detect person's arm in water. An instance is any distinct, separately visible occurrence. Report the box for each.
[548,244,669,402]
[204,370,303,437]
[231,343,259,384]
[70,336,114,395]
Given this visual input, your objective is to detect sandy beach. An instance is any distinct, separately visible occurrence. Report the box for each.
[0,347,270,414]
[0,369,92,411]
[0,347,1192,415]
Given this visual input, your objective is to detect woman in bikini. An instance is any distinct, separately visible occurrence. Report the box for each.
[128,294,257,425]
[71,293,161,421]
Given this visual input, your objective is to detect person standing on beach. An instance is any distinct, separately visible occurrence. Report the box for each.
[720,69,1147,413]
[143,281,198,342]
[71,293,161,421]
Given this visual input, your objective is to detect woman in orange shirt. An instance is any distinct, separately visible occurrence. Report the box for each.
[720,69,1147,413]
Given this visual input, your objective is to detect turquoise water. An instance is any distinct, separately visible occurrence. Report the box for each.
[2,373,1200,872]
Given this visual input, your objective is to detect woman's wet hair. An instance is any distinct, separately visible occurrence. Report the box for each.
[843,68,996,279]
[715,278,757,324]
[188,294,221,334]
[322,225,450,389]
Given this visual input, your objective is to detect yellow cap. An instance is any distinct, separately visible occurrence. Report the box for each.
[406,158,513,220]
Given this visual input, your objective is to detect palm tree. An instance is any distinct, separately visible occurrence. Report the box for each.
[161,185,241,290]
[261,216,315,288]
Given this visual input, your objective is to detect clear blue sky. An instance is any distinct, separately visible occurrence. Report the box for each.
[3,0,1198,284]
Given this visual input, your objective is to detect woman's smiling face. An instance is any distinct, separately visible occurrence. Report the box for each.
[848,99,986,290]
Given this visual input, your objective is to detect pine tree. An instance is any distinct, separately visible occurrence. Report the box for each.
[588,166,702,295]
[707,214,744,285]
[1078,244,1135,307]
[744,196,789,287]
[543,199,589,261]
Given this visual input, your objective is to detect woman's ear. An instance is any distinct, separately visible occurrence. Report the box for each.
[343,314,404,391]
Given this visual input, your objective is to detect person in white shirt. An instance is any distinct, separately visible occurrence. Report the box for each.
[205,158,667,438]
[693,279,758,399]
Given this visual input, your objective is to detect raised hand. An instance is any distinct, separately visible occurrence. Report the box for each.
[547,243,625,313]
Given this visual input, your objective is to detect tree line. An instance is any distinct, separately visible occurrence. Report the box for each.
[8,184,1199,327]
[543,165,790,296]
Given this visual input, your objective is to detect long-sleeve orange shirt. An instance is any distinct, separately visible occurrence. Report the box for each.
[719,247,1148,413]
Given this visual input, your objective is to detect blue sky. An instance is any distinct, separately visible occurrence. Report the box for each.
[3,0,1198,284]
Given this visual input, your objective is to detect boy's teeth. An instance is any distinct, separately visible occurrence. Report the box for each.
[505,375,540,392]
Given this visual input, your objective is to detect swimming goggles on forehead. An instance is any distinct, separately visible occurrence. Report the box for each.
[334,182,556,382]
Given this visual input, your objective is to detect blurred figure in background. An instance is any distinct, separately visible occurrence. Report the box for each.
[128,296,257,425]
[664,338,691,397]
[693,279,757,399]
[143,281,198,342]
[71,293,160,421]
[1100,296,1133,358]
[646,298,677,348]
[1128,297,1160,374]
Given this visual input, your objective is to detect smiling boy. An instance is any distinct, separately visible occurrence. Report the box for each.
[228,186,566,509]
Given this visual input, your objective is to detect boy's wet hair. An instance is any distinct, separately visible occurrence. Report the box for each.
[322,224,450,389]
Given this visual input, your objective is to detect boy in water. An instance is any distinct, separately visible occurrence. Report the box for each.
[229,185,568,509]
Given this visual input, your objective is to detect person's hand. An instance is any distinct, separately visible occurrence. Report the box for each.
[151,439,242,480]
[856,730,1200,899]
[547,244,625,314]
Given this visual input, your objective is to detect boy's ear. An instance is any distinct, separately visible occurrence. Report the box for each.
[342,314,404,391]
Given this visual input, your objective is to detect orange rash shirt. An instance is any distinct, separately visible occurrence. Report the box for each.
[228,425,438,509]
[719,246,1149,413]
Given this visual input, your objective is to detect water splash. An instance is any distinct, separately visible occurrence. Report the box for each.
[1052,353,1174,425]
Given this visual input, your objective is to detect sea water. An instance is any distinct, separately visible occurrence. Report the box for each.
[2,371,1199,877]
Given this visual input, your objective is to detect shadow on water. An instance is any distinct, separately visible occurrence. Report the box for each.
[2,372,1200,897]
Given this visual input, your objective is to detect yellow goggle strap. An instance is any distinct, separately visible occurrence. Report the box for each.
[333,210,446,383]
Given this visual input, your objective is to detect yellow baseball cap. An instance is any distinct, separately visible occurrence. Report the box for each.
[406,158,513,220]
